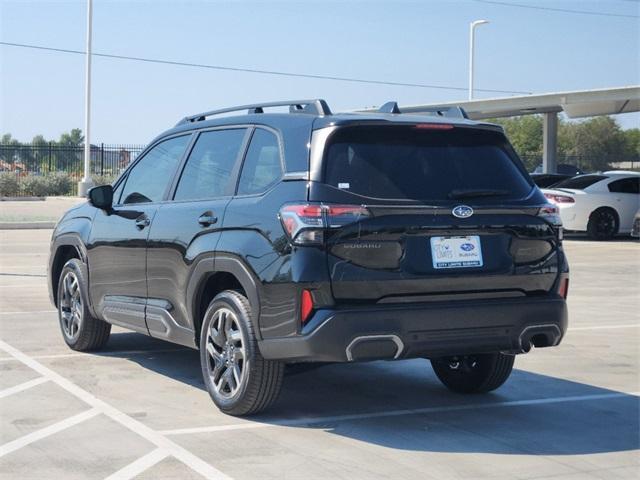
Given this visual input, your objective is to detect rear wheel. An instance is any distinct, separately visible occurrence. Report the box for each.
[587,208,618,240]
[430,353,514,393]
[200,290,284,416]
[57,259,111,351]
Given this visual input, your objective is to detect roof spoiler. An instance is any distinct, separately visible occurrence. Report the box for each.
[377,101,469,119]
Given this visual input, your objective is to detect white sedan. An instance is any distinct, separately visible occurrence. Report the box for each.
[542,171,640,240]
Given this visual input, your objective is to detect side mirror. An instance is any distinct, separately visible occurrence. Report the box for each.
[88,184,113,211]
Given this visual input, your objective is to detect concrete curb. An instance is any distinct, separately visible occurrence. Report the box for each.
[0,221,56,230]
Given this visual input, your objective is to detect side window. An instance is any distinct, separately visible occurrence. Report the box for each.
[237,129,282,195]
[121,135,190,204]
[608,178,640,194]
[112,177,125,205]
[174,129,247,201]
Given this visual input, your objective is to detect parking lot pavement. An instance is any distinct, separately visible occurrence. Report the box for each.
[0,229,638,480]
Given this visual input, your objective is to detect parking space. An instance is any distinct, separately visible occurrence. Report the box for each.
[0,229,638,479]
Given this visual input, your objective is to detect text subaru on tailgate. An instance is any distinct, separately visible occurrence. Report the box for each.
[48,100,569,415]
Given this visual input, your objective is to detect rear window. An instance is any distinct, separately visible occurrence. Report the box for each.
[323,125,533,201]
[553,175,607,190]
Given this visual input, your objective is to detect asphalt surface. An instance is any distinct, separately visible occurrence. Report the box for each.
[0,229,638,479]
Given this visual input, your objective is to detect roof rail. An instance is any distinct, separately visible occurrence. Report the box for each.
[376,101,469,119]
[176,99,332,126]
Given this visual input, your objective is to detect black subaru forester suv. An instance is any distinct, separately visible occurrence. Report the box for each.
[48,99,568,415]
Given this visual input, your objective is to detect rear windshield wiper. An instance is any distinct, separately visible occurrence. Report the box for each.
[447,188,511,199]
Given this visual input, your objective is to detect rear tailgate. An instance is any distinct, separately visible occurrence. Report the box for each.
[309,123,561,303]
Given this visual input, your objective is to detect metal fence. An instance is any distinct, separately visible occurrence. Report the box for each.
[0,143,145,196]
[519,154,638,173]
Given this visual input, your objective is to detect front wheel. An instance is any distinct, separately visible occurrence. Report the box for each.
[430,353,514,394]
[57,259,111,351]
[200,290,284,416]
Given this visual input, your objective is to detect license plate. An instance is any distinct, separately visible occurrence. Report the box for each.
[430,235,483,269]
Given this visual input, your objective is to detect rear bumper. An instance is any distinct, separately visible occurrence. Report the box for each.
[258,295,568,362]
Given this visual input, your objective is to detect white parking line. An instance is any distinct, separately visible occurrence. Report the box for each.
[0,284,46,288]
[0,408,100,458]
[0,339,231,480]
[104,448,168,480]
[160,391,639,436]
[569,324,639,331]
[0,377,49,399]
[0,348,190,363]
[0,310,56,315]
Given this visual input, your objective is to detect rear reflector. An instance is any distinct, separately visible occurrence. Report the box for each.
[558,278,569,299]
[300,290,314,324]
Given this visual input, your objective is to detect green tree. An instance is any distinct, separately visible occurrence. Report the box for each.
[58,128,84,146]
[488,116,544,170]
[561,117,626,171]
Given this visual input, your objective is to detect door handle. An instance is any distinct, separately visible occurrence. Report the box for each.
[135,215,150,229]
[198,211,218,227]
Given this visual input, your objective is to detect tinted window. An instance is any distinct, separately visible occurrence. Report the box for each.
[237,129,282,195]
[121,135,189,204]
[608,177,640,194]
[323,126,532,201]
[553,175,607,190]
[174,129,246,201]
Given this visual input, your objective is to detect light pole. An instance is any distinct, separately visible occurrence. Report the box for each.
[468,19,489,101]
[78,0,94,197]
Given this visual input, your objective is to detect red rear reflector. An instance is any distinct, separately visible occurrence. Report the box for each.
[414,123,454,130]
[300,290,314,324]
[558,278,569,299]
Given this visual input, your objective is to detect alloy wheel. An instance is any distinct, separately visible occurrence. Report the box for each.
[205,307,246,398]
[59,271,82,340]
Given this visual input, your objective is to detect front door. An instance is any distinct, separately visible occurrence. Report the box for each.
[87,134,192,333]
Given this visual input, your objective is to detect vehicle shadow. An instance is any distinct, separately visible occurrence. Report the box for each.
[102,332,639,456]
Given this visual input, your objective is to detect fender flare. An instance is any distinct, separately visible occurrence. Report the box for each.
[48,234,95,315]
[187,254,262,340]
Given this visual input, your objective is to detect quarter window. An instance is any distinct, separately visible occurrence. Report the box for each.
[120,135,190,204]
[174,129,247,201]
[237,129,282,195]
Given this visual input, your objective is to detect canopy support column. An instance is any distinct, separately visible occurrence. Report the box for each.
[542,112,558,174]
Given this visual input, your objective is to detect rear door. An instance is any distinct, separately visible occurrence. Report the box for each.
[309,124,560,303]
[146,127,249,344]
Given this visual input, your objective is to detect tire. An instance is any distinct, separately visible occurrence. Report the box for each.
[57,259,111,351]
[587,208,618,240]
[430,353,515,394]
[200,290,284,416]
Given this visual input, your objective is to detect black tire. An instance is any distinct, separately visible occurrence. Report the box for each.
[57,259,111,351]
[587,208,618,240]
[200,290,284,416]
[430,353,515,394]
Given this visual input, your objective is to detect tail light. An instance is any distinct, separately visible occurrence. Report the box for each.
[300,289,314,324]
[544,193,575,204]
[538,204,562,227]
[279,203,370,245]
[537,204,563,239]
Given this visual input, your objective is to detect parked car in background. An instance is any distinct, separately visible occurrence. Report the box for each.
[530,173,572,189]
[632,209,640,238]
[533,164,585,176]
[542,171,640,240]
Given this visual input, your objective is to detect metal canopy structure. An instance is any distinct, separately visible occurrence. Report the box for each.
[391,86,640,173]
